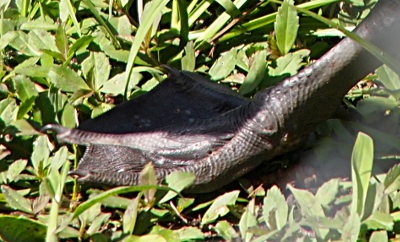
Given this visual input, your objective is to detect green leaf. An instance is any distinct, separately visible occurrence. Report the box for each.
[1,185,32,213]
[263,185,288,231]
[87,213,111,236]
[79,201,101,227]
[287,184,329,239]
[13,75,38,102]
[384,164,400,194]
[49,146,69,171]
[351,132,374,217]
[269,50,309,76]
[41,49,65,63]
[67,35,94,58]
[122,234,166,242]
[81,0,120,49]
[55,24,68,61]
[32,195,51,215]
[369,230,388,242]
[7,159,27,183]
[274,0,299,55]
[239,50,267,95]
[239,199,257,242]
[48,65,90,92]
[201,190,240,225]
[9,31,41,56]
[20,20,58,31]
[27,29,58,53]
[0,31,18,50]
[341,212,360,242]
[17,96,36,119]
[315,179,340,208]
[14,64,50,78]
[0,215,46,242]
[376,65,400,90]
[9,119,40,136]
[176,197,195,212]
[91,103,115,118]
[0,98,17,126]
[61,102,77,128]
[215,220,238,241]
[46,161,70,242]
[31,135,51,173]
[123,195,141,234]
[363,210,394,230]
[359,94,397,111]
[96,32,130,62]
[159,171,196,203]
[209,48,237,80]
[287,184,325,217]
[59,0,81,36]
[100,195,132,209]
[175,226,204,240]
[182,41,195,71]
[391,211,400,222]
[139,163,158,203]
[101,72,143,94]
[82,52,111,90]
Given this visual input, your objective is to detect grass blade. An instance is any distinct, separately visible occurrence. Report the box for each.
[124,0,170,99]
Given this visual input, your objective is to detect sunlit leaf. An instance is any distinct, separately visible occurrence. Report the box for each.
[342,212,360,242]
[6,159,27,182]
[48,65,90,92]
[201,190,240,225]
[239,199,257,242]
[139,163,157,204]
[239,50,267,95]
[315,179,340,208]
[159,171,196,203]
[384,164,400,194]
[363,210,394,230]
[82,52,111,90]
[275,0,299,55]
[209,48,237,80]
[31,135,51,173]
[55,24,68,61]
[182,41,195,71]
[0,98,18,126]
[87,213,111,236]
[369,230,388,242]
[1,185,32,213]
[215,220,238,241]
[263,185,288,231]
[123,195,141,234]
[351,132,374,217]
[13,75,38,102]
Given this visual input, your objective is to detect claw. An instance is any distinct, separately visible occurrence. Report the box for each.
[40,124,71,134]
[160,64,180,77]
[69,169,89,178]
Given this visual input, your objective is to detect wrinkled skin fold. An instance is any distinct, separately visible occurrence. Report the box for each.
[42,0,400,193]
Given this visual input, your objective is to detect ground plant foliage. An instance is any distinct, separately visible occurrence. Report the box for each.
[0,0,400,241]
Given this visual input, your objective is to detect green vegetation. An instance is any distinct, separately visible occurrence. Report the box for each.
[0,0,400,241]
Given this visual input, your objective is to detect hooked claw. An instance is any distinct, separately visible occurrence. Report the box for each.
[40,124,71,135]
